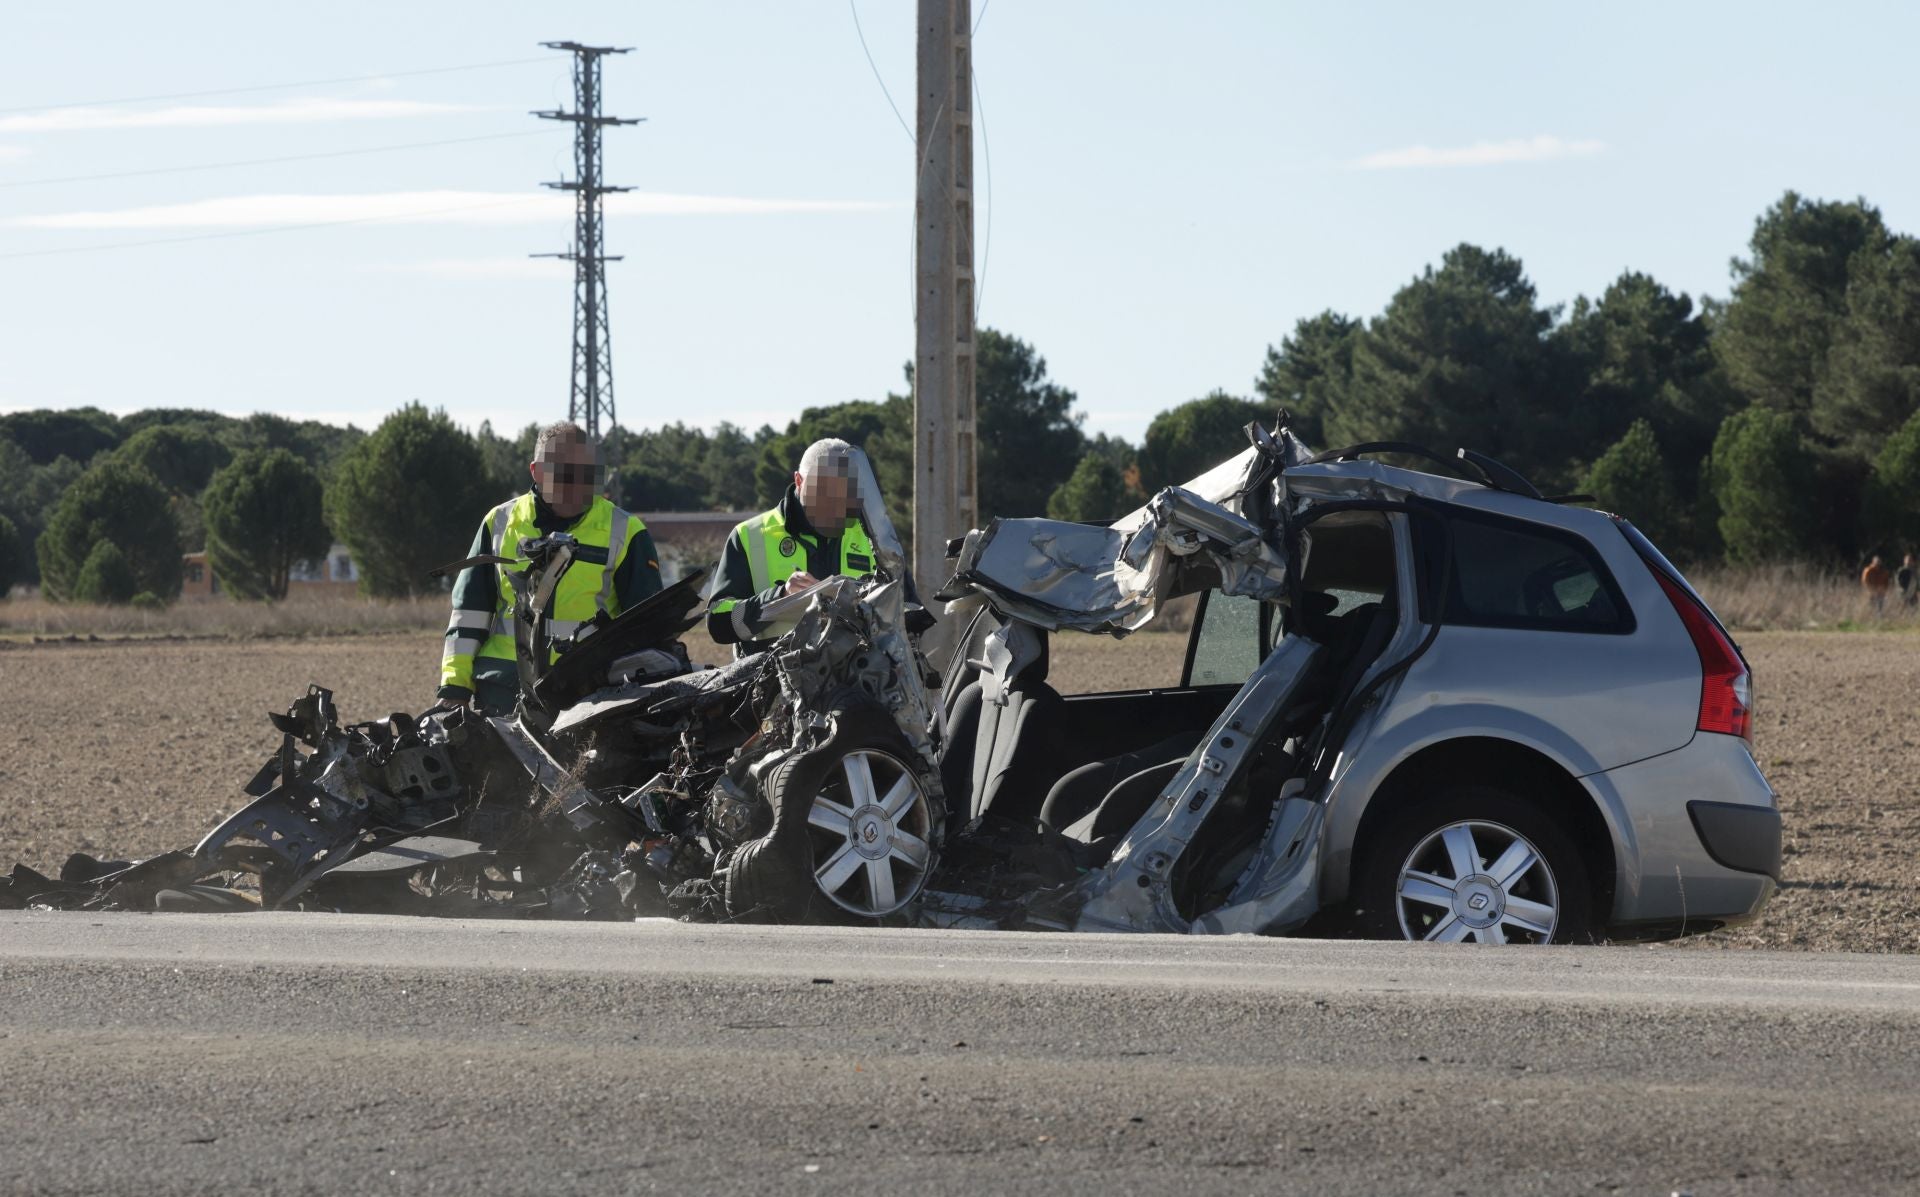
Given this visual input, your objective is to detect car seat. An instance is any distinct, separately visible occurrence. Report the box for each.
[938,631,1066,836]
[968,675,1065,827]
[1054,756,1189,856]
[1037,729,1205,832]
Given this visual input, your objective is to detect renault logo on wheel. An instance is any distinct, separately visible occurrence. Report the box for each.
[1467,893,1490,912]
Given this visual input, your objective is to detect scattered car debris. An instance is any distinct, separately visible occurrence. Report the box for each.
[2,533,948,924]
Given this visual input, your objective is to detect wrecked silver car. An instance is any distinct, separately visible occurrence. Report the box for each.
[927,425,1780,942]
[3,420,1780,943]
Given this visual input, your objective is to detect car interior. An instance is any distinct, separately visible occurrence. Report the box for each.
[937,512,1404,895]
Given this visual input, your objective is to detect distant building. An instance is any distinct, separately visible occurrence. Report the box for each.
[288,544,360,595]
[180,551,219,599]
[179,543,360,600]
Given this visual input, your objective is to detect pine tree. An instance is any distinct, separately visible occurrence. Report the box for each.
[1047,454,1129,523]
[204,449,333,600]
[1708,409,1818,564]
[1582,420,1680,549]
[72,540,138,605]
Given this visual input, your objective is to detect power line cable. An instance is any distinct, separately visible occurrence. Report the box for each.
[0,194,545,260]
[0,129,548,189]
[848,0,913,144]
[973,69,992,321]
[847,0,921,326]
[0,56,551,116]
[971,2,994,320]
[845,3,990,324]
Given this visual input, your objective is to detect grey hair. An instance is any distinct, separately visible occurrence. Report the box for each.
[535,420,591,459]
[798,437,855,477]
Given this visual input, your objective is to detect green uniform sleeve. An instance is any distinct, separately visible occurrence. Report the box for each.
[706,526,782,645]
[438,514,500,698]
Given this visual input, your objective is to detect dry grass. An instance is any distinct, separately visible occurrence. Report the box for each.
[7,560,1912,643]
[1689,564,1920,632]
[0,592,446,640]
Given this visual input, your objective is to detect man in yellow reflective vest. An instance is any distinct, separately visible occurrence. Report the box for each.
[437,421,661,715]
[707,437,925,655]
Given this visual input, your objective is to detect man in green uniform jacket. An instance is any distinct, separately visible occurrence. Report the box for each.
[707,437,924,655]
[437,421,662,715]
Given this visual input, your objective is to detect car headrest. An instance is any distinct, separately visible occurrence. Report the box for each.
[1299,591,1339,618]
[1295,590,1341,639]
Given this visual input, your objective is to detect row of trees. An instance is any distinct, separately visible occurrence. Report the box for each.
[6,188,1920,603]
[1256,193,1920,563]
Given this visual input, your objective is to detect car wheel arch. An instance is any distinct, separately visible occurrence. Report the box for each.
[1334,736,1618,927]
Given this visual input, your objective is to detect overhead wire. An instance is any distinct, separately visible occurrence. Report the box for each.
[847,0,923,331]
[847,1,993,332]
[972,66,992,322]
[971,0,993,322]
[0,129,549,189]
[848,0,914,146]
[0,56,552,116]
[1,57,583,259]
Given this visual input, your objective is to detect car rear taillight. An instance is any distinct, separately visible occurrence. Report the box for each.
[1652,569,1752,743]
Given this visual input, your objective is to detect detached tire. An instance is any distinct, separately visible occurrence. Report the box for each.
[1355,785,1594,945]
[720,834,814,924]
[721,704,942,924]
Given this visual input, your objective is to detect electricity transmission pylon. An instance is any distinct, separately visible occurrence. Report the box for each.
[532,41,642,440]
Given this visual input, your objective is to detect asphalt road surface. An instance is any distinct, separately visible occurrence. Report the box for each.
[2,913,1917,1195]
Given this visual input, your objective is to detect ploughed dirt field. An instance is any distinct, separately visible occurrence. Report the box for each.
[1,630,1913,952]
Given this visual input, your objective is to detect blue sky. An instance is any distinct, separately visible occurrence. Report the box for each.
[2,1,1916,444]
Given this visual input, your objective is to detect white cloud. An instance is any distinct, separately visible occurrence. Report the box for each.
[0,98,487,134]
[1350,135,1606,170]
[0,144,27,161]
[364,257,573,280]
[606,193,891,217]
[11,190,890,230]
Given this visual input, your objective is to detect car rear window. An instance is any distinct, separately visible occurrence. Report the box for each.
[1421,509,1634,634]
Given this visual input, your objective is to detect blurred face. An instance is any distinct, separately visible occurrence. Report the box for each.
[795,461,856,528]
[530,431,601,519]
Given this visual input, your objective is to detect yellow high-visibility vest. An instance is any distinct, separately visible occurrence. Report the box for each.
[709,506,876,630]
[440,493,644,690]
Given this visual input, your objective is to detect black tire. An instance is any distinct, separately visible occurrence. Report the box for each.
[720,834,815,924]
[721,703,942,924]
[1354,785,1594,945]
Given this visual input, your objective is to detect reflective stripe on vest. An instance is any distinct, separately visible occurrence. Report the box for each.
[598,508,628,616]
[489,503,513,638]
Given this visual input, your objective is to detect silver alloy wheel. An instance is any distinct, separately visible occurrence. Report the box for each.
[1394,819,1560,944]
[802,749,934,917]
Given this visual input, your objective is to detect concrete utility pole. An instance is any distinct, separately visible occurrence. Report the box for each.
[532,41,642,441]
[913,0,978,657]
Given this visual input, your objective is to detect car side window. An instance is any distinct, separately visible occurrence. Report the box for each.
[1427,511,1634,633]
[1185,591,1265,687]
